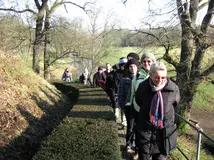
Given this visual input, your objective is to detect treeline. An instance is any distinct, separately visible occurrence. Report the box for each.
[0,14,183,56]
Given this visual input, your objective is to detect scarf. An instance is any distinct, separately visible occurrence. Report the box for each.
[149,79,166,129]
[125,74,136,106]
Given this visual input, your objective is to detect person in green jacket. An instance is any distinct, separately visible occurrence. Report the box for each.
[129,52,156,160]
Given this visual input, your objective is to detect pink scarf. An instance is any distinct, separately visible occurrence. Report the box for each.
[149,79,166,129]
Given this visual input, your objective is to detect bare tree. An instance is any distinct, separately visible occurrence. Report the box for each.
[85,6,121,77]
[122,0,214,128]
[174,0,214,126]
[0,0,89,77]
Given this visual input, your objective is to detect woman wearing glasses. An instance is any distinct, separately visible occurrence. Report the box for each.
[125,52,156,160]
[135,62,180,160]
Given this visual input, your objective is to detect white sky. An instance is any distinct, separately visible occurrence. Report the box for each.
[1,0,209,29]
[55,0,210,29]
[55,0,150,29]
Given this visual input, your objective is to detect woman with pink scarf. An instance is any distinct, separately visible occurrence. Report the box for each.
[135,62,180,160]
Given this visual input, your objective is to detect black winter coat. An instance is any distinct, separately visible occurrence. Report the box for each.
[93,72,105,87]
[117,77,131,109]
[135,78,180,154]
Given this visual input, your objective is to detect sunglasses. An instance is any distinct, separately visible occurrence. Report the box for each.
[154,76,166,80]
[143,60,152,63]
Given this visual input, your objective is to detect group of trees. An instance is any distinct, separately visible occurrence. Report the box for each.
[0,0,214,127]
[0,0,90,79]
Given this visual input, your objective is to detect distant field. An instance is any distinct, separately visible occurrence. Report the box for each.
[102,46,179,67]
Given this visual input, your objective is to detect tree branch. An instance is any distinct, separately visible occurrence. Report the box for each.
[62,1,86,10]
[49,50,77,65]
[162,53,179,68]
[201,0,214,33]
[176,0,184,19]
[0,8,36,14]
[201,63,214,77]
[34,0,41,9]
[189,0,199,25]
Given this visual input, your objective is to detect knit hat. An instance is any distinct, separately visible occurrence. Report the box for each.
[141,52,156,63]
[118,57,128,65]
[127,52,140,61]
[126,59,139,68]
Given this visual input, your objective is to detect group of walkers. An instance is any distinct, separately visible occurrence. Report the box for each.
[92,52,180,160]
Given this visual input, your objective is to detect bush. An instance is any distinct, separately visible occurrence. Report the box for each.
[33,118,121,160]
[33,86,121,160]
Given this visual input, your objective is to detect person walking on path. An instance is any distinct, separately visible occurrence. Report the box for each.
[93,66,106,88]
[117,59,139,154]
[127,52,156,160]
[82,68,90,85]
[105,57,128,124]
[61,68,72,82]
[135,61,180,160]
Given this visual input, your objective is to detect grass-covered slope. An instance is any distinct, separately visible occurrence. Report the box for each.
[0,52,74,160]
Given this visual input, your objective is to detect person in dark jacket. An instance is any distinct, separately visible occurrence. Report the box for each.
[105,57,127,122]
[128,52,156,160]
[62,68,72,82]
[117,59,139,153]
[135,61,180,160]
[93,66,105,87]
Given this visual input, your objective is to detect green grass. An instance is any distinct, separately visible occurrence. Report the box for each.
[193,81,214,110]
[171,140,214,160]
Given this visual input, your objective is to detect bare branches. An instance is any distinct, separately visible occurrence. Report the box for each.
[62,1,94,12]
[49,50,76,65]
[0,8,36,14]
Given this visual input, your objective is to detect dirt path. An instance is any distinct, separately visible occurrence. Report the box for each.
[118,126,135,160]
[190,108,214,155]
[191,108,214,138]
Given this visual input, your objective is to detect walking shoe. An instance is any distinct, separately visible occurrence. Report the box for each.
[126,146,134,153]
[133,153,139,160]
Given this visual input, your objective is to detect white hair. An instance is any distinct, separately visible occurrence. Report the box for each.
[149,61,167,76]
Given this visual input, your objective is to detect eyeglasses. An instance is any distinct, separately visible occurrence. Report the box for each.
[143,60,152,64]
[154,76,166,80]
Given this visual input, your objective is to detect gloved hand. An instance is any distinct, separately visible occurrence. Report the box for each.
[114,94,117,102]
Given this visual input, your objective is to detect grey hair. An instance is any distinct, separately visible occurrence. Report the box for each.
[149,61,167,76]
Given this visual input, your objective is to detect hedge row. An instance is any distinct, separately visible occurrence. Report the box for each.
[33,87,121,160]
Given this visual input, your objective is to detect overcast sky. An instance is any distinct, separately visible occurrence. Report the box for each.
[1,0,209,29]
[55,0,152,29]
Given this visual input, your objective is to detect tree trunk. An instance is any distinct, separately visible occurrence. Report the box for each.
[176,14,195,129]
[44,12,51,80]
[33,17,44,74]
[32,1,47,74]
[44,34,50,80]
